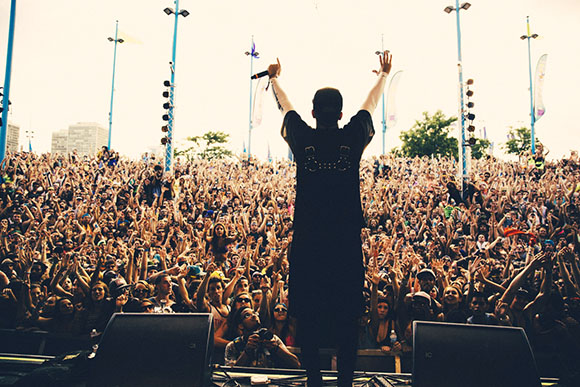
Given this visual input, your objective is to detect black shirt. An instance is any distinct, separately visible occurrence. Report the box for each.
[282,110,374,236]
[281,110,374,319]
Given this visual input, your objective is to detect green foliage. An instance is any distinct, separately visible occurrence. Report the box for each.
[470,138,492,160]
[174,130,233,161]
[502,126,536,155]
[399,111,458,159]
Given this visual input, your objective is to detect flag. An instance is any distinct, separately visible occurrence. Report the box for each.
[252,77,267,128]
[118,30,143,44]
[504,227,537,245]
[385,71,403,128]
[288,147,294,162]
[242,141,246,154]
[249,41,259,58]
[534,54,548,121]
[483,126,487,140]
[28,138,32,152]
[267,142,272,163]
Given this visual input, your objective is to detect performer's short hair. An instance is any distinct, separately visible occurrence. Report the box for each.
[313,88,342,124]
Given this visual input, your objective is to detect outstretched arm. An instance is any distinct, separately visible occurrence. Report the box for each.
[361,51,393,114]
[268,58,294,116]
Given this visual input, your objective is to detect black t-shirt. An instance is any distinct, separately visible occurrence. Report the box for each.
[281,110,374,319]
[282,110,374,236]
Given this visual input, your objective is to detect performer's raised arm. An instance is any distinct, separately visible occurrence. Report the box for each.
[268,58,294,116]
[361,50,393,114]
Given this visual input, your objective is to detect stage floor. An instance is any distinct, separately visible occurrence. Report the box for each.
[0,355,562,387]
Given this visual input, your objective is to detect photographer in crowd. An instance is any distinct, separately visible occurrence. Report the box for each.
[224,306,300,368]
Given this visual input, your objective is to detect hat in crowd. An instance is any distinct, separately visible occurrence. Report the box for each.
[413,291,432,306]
[252,271,263,279]
[210,270,226,280]
[109,278,131,298]
[102,270,118,285]
[1,258,14,266]
[417,268,436,281]
[188,265,205,278]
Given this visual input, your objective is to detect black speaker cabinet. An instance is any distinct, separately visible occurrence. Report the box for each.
[89,313,213,387]
[413,321,541,387]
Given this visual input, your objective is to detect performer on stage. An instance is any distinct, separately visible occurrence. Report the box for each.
[267,51,392,387]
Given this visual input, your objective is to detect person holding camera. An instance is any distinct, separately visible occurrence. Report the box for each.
[224,306,300,369]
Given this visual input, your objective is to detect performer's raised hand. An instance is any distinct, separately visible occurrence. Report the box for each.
[373,50,392,76]
[268,58,282,78]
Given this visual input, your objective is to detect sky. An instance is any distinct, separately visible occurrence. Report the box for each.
[1,0,579,161]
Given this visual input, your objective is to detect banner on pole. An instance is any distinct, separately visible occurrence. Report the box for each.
[534,54,548,121]
[118,30,142,44]
[386,71,403,128]
[252,77,267,128]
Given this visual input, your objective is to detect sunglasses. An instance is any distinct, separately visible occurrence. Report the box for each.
[237,298,251,303]
[274,307,287,313]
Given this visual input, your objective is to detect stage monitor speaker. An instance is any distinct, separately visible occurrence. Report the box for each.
[89,313,213,387]
[413,321,541,387]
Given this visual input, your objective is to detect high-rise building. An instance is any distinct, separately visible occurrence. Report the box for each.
[51,129,68,155]
[51,122,108,155]
[6,122,19,152]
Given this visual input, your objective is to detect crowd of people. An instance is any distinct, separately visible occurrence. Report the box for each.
[0,147,579,376]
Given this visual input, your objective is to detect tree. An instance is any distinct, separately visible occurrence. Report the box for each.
[502,126,538,155]
[174,130,233,161]
[399,111,458,159]
[470,138,492,160]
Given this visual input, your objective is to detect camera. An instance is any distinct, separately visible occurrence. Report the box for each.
[254,327,274,341]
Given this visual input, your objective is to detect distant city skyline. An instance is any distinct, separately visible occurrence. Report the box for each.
[50,122,108,156]
[1,0,579,161]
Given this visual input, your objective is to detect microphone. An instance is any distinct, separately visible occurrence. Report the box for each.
[250,70,269,79]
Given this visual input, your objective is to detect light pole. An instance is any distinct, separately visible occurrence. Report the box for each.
[520,16,539,155]
[107,20,124,150]
[25,130,33,152]
[444,1,471,199]
[163,1,189,172]
[245,36,259,159]
[0,0,16,163]
[375,35,387,155]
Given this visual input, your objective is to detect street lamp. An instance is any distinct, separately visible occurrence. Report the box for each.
[25,130,34,152]
[107,20,124,151]
[163,1,189,172]
[520,16,539,154]
[444,0,471,199]
[0,0,16,163]
[244,36,259,158]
